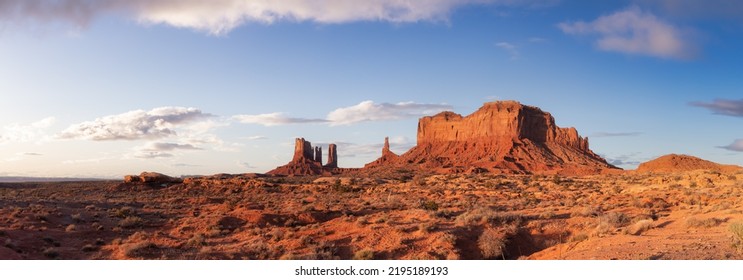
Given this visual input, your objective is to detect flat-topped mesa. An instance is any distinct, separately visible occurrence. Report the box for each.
[369,101,616,175]
[417,101,589,152]
[325,144,338,168]
[269,138,340,176]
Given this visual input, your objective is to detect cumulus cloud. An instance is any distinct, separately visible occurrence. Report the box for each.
[326,101,452,126]
[141,142,202,151]
[0,0,553,35]
[495,42,519,59]
[131,142,202,159]
[1,117,56,143]
[243,135,268,141]
[719,139,743,152]
[58,107,213,141]
[590,132,642,137]
[558,6,695,59]
[235,101,451,127]
[233,112,328,126]
[133,151,175,159]
[690,98,743,117]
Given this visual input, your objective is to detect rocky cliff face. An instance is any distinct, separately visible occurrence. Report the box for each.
[325,144,338,169]
[367,101,616,174]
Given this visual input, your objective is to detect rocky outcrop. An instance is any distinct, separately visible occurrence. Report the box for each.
[325,144,338,169]
[269,138,339,176]
[366,101,616,174]
[365,137,400,168]
[120,172,182,189]
[314,146,322,164]
[637,154,743,173]
[293,138,315,163]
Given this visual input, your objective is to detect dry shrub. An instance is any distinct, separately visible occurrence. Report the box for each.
[353,249,375,260]
[570,233,588,242]
[625,219,654,235]
[571,206,601,217]
[730,222,743,244]
[600,212,631,228]
[455,207,522,227]
[119,216,144,229]
[122,241,157,258]
[686,217,723,228]
[478,227,508,259]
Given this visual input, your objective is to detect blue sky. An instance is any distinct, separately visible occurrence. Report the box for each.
[1,0,743,178]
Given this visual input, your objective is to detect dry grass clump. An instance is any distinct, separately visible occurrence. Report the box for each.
[455,207,522,227]
[122,241,157,258]
[625,219,654,235]
[730,222,743,249]
[119,216,144,229]
[686,217,723,228]
[478,227,511,259]
[353,249,375,260]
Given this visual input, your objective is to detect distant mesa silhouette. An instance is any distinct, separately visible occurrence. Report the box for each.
[636,154,743,173]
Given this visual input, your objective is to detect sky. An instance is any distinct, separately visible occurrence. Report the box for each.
[1,0,743,178]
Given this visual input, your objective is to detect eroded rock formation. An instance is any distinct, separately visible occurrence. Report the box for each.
[366,101,616,174]
[325,144,338,169]
[314,146,323,164]
[269,138,339,176]
[364,137,399,168]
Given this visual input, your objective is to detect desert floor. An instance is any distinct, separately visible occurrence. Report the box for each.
[2,170,743,260]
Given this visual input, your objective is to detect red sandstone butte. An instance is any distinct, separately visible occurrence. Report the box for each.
[367,101,617,174]
[268,138,338,176]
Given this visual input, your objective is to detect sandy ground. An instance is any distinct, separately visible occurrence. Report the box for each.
[1,170,742,260]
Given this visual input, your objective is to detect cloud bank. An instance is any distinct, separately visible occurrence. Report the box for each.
[0,117,56,144]
[58,107,213,141]
[690,98,743,117]
[0,0,550,35]
[719,139,743,152]
[232,112,328,126]
[559,6,695,59]
[234,101,452,126]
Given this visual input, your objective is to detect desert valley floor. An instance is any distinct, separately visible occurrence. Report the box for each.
[2,169,743,260]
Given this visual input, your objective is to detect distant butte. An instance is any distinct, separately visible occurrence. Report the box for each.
[267,138,338,176]
[365,101,618,175]
[636,154,743,173]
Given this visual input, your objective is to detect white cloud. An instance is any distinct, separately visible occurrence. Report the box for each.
[233,112,328,126]
[130,142,203,159]
[0,0,554,35]
[495,42,519,59]
[57,107,213,141]
[1,117,56,144]
[243,135,268,141]
[558,6,695,59]
[326,100,452,126]
[234,101,451,127]
[719,139,743,152]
